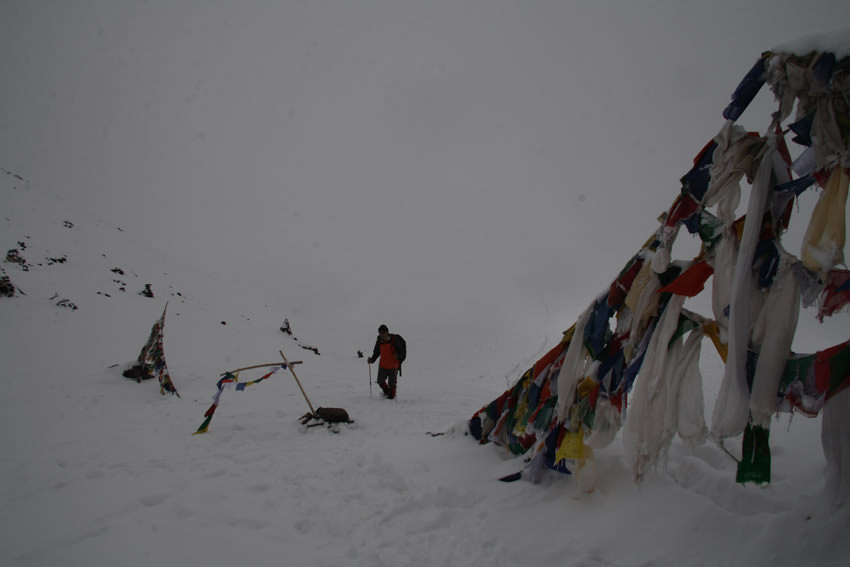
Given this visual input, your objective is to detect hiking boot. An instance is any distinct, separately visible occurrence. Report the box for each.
[388,387,396,399]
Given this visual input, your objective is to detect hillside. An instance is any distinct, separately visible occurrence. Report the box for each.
[3,167,849,566]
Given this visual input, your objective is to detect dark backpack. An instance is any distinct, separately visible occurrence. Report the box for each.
[393,334,406,363]
[315,407,352,423]
[300,407,353,426]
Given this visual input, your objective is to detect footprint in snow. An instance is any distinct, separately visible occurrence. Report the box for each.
[139,493,169,507]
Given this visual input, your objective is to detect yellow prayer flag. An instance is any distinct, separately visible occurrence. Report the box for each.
[703,321,728,363]
[555,429,585,461]
[577,376,597,399]
[802,167,848,273]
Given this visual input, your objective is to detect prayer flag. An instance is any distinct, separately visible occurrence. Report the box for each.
[658,260,714,297]
[192,367,283,435]
[722,56,767,121]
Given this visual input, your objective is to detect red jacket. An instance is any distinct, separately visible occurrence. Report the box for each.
[371,334,404,370]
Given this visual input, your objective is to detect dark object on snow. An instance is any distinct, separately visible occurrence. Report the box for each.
[316,407,351,423]
[300,407,353,427]
[300,344,320,355]
[5,248,28,270]
[0,274,14,297]
[280,318,292,334]
[50,293,78,310]
[139,284,154,298]
[737,422,771,484]
[357,350,364,358]
[499,471,524,483]
[123,363,153,383]
[56,298,78,310]
[126,304,180,397]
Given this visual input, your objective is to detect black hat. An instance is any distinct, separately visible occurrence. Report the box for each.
[378,324,389,334]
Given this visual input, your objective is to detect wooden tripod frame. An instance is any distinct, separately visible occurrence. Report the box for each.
[280,349,316,414]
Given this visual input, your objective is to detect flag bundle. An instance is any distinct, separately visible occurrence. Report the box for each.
[131,303,179,397]
[471,38,850,492]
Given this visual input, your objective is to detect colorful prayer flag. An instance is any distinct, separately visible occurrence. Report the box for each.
[134,304,179,397]
[192,367,284,435]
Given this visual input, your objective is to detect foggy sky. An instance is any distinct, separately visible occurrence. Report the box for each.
[2,1,848,344]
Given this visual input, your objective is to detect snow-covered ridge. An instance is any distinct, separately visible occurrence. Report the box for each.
[771,28,850,57]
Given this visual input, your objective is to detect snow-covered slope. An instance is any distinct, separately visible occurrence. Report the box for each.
[2,168,849,566]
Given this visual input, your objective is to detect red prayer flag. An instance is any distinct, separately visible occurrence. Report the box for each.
[658,259,715,297]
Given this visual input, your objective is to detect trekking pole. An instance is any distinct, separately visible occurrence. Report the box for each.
[368,361,373,398]
[280,349,316,414]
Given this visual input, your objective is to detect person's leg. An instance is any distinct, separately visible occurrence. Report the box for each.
[388,369,398,399]
[377,368,391,397]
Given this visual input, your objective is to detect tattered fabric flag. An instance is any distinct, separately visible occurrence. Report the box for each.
[775,174,816,196]
[749,256,801,427]
[736,421,771,485]
[811,51,837,86]
[801,167,849,273]
[469,331,572,457]
[752,239,780,289]
[664,193,701,230]
[693,210,724,252]
[135,303,179,397]
[534,337,570,378]
[703,321,729,363]
[658,259,714,297]
[622,317,655,393]
[193,373,238,435]
[722,55,768,121]
[767,338,850,417]
[595,331,628,398]
[713,147,776,440]
[775,122,794,174]
[583,295,612,359]
[502,423,573,482]
[608,256,644,309]
[792,147,817,178]
[789,113,815,147]
[680,140,718,202]
[193,366,284,435]
[818,269,850,321]
[555,426,585,462]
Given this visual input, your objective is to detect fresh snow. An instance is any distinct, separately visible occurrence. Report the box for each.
[0,15,850,567]
[2,164,849,566]
[771,29,850,57]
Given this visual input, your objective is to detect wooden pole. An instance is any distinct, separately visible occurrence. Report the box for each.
[280,349,316,414]
[219,361,302,376]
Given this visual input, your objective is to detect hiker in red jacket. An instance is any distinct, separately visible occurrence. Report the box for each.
[368,324,406,399]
